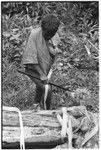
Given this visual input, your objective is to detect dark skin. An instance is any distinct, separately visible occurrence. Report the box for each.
[42,30,56,41]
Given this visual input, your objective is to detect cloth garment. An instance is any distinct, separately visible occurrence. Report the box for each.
[22,27,55,76]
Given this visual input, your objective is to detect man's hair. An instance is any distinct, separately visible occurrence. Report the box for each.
[41,14,60,39]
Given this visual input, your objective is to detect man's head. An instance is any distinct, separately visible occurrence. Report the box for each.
[41,14,60,41]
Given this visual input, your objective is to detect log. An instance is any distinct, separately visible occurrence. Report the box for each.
[2,108,98,149]
[2,110,58,149]
[2,109,79,149]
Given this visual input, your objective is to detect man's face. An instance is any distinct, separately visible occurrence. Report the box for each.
[45,24,62,41]
[43,30,56,41]
[43,25,60,41]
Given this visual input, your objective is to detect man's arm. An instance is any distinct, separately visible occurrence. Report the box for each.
[48,32,62,57]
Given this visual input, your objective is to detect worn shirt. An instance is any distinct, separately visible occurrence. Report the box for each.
[22,27,54,76]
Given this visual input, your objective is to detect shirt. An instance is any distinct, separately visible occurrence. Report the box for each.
[22,27,54,75]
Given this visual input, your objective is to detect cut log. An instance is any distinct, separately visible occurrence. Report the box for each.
[2,108,98,149]
[2,109,79,149]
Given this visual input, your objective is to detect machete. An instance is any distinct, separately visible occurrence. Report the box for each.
[17,69,72,92]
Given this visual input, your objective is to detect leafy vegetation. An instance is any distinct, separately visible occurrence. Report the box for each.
[2,2,99,113]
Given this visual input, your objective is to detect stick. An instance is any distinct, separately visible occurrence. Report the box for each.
[84,45,91,56]
[17,70,72,91]
[87,39,99,52]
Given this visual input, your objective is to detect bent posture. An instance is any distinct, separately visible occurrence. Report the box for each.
[22,14,60,109]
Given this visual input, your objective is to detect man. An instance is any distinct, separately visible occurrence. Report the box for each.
[22,14,61,110]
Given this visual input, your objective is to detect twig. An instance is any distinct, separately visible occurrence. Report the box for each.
[84,45,91,56]
[84,44,99,60]
[87,39,99,52]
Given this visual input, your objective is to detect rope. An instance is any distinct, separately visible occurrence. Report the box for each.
[3,106,25,150]
[57,107,73,148]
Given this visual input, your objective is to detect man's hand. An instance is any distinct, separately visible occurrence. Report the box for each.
[54,46,62,54]
[40,75,48,84]
[41,68,53,84]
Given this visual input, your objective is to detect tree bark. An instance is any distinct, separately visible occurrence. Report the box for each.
[2,109,79,149]
[2,108,98,149]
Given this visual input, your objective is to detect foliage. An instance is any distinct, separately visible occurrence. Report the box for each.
[2,2,99,113]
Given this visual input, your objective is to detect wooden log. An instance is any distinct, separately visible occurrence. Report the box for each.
[2,108,99,149]
[2,109,80,149]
